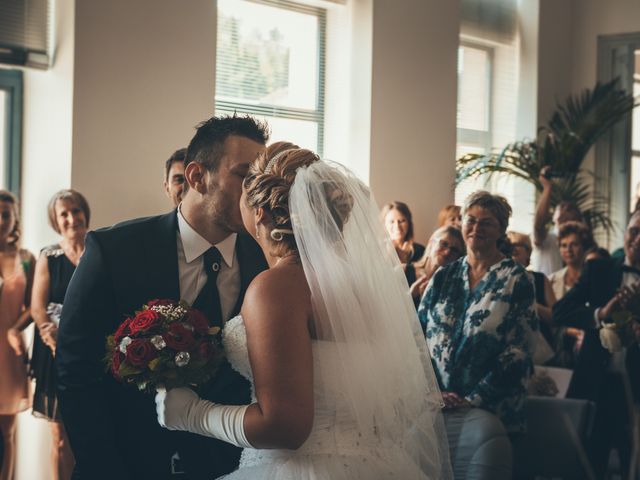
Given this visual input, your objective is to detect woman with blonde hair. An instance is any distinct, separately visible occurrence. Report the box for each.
[1,190,35,480]
[408,225,465,304]
[437,204,462,229]
[29,189,90,479]
[156,142,452,479]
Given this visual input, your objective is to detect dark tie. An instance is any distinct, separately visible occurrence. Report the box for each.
[192,247,223,328]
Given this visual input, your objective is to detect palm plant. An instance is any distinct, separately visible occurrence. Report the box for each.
[456,78,637,232]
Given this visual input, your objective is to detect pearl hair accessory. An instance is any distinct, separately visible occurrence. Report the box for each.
[263,149,296,175]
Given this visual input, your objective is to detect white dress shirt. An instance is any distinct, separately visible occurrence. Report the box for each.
[176,208,240,323]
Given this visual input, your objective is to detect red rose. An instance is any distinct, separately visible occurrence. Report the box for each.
[129,310,161,335]
[147,299,173,307]
[188,309,209,335]
[114,318,132,342]
[112,351,124,378]
[163,323,196,351]
[125,339,157,367]
[197,340,215,360]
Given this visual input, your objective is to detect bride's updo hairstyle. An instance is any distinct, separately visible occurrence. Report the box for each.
[243,141,353,257]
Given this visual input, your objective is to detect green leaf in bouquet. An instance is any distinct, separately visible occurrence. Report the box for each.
[612,310,633,327]
[148,357,162,371]
[118,363,143,377]
[106,335,115,349]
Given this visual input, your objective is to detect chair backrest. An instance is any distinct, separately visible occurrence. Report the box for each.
[512,396,596,480]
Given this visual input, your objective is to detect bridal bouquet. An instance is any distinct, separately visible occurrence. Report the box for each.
[105,299,223,392]
[599,310,639,353]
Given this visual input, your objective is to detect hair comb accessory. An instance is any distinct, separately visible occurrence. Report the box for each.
[263,149,297,175]
[270,228,294,241]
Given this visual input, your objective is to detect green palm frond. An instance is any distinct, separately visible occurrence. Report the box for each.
[455,78,638,233]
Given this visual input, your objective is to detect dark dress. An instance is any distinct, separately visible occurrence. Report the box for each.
[31,244,76,421]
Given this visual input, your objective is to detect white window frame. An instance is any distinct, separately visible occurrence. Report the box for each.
[214,0,327,155]
[456,40,494,155]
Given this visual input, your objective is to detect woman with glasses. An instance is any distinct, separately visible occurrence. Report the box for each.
[408,225,465,305]
[418,191,537,437]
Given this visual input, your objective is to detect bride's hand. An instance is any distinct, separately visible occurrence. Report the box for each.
[155,387,200,431]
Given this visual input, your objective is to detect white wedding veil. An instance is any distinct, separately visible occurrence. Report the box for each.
[289,160,452,479]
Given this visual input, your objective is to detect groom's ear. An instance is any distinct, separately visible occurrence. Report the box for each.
[184,162,207,194]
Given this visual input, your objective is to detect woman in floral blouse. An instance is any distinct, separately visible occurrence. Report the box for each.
[418,191,538,434]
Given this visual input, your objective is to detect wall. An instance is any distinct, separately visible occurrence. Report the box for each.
[536,0,573,129]
[13,2,77,479]
[536,0,640,246]
[71,0,217,229]
[369,0,460,241]
[20,0,76,253]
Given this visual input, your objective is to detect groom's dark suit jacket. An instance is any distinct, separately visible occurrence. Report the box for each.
[56,211,267,480]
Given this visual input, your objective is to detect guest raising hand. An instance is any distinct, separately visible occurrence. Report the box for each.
[1,190,35,480]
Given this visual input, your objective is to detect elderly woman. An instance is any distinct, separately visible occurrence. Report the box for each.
[381,201,425,264]
[408,225,465,304]
[548,221,594,300]
[30,189,89,479]
[418,191,537,435]
[547,221,594,368]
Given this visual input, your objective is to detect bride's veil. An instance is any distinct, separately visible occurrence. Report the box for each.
[289,160,452,478]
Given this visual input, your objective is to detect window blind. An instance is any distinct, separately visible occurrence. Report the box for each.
[215,0,326,154]
[0,0,51,68]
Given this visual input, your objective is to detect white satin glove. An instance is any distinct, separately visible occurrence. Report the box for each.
[155,387,253,448]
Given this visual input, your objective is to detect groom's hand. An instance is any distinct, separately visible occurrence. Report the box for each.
[155,387,200,431]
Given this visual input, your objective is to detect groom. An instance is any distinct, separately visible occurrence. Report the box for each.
[56,115,269,480]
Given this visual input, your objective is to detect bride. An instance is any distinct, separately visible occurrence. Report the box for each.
[155,142,452,479]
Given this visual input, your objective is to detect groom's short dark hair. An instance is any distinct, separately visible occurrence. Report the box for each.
[185,114,269,173]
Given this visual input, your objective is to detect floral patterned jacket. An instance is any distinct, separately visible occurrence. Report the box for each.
[418,256,538,433]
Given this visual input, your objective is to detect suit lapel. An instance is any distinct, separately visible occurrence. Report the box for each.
[142,211,180,302]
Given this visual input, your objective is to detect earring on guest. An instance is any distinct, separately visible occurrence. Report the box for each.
[255,224,260,240]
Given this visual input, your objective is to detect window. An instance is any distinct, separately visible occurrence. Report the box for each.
[455,0,534,234]
[215,0,326,154]
[0,69,23,195]
[457,43,492,156]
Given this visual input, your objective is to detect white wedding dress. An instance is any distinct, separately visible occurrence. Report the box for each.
[219,315,434,479]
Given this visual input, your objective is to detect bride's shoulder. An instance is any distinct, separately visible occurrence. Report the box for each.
[242,266,311,323]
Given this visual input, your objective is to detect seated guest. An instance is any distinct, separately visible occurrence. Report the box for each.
[548,221,594,300]
[507,231,556,336]
[407,225,465,304]
[381,201,425,264]
[419,191,537,438]
[437,204,462,229]
[163,147,186,207]
[548,221,594,367]
[553,210,640,477]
